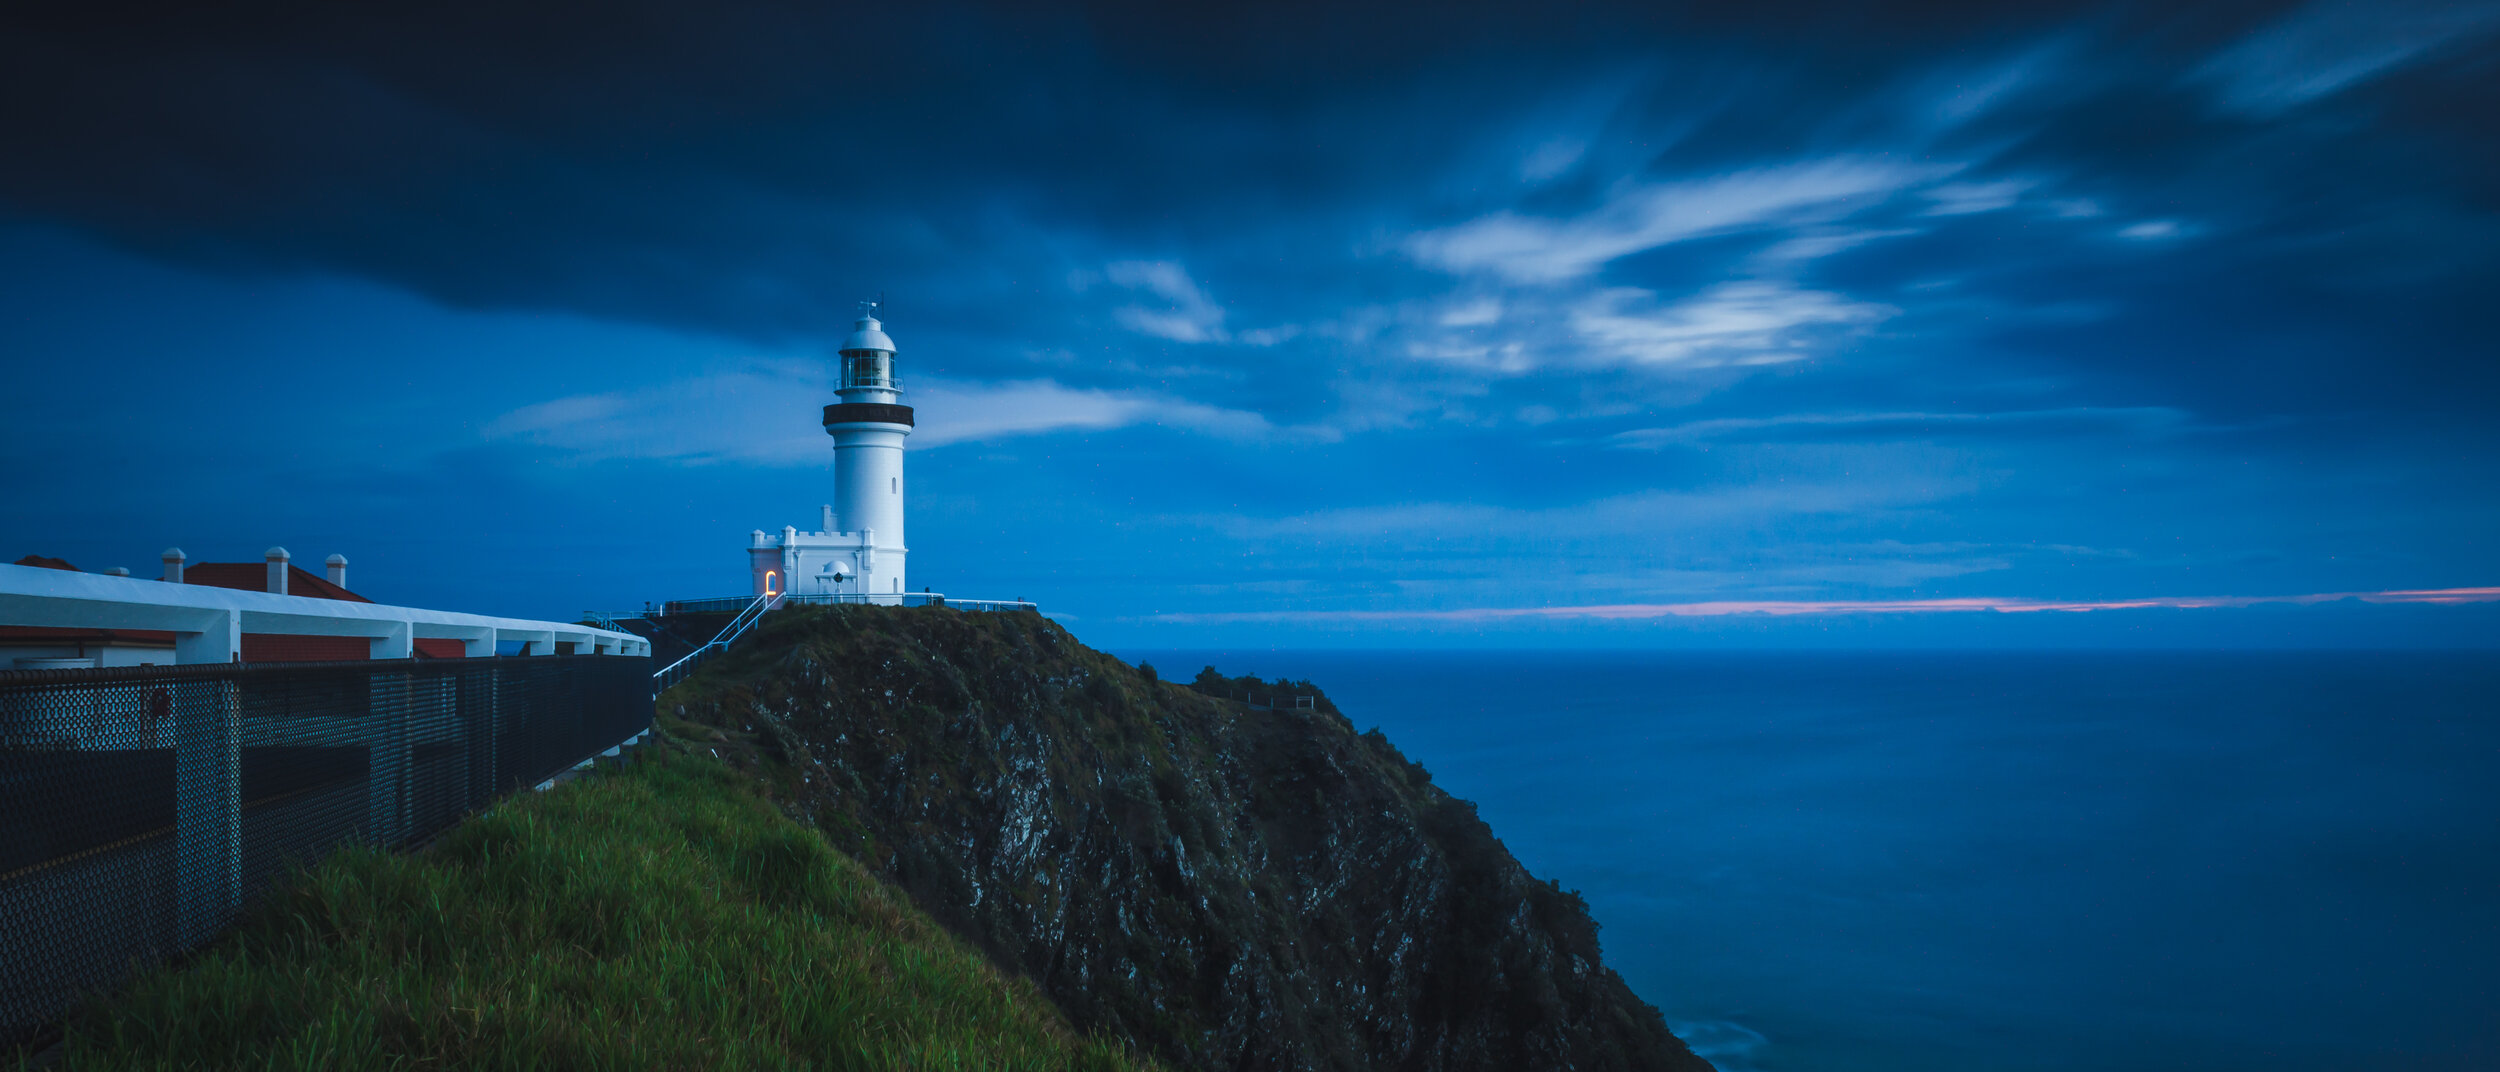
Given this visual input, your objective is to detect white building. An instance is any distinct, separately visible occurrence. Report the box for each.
[0,558,647,665]
[747,304,915,603]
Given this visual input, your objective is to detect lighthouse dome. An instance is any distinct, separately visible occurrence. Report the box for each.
[842,314,895,354]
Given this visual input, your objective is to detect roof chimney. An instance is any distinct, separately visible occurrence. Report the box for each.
[265,547,290,595]
[161,547,185,583]
[325,553,348,589]
[104,567,130,577]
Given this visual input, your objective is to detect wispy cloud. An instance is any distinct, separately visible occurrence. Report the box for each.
[1911,48,2058,131]
[1437,296,1504,327]
[1408,159,1947,283]
[1401,337,1532,373]
[911,379,1319,446]
[1570,282,1895,369]
[1608,407,2193,448]
[482,360,1313,462]
[1185,479,1955,544]
[482,362,830,465]
[1519,135,1590,182]
[1102,259,1302,347]
[1921,179,2031,216]
[1106,259,1229,343]
[1753,228,1917,263]
[2196,0,2500,115]
[1145,588,2500,624]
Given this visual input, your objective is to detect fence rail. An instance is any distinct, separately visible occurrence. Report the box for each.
[0,654,651,1047]
[656,592,1039,616]
[652,593,773,694]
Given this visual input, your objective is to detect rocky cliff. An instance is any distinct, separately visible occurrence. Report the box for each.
[660,605,1712,1072]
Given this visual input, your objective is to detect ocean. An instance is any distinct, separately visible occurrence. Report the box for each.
[1119,649,2500,1072]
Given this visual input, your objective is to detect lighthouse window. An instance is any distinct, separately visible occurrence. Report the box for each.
[890,477,897,493]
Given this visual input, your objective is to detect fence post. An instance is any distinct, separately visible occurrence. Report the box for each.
[461,664,492,817]
[172,676,239,948]
[368,669,410,847]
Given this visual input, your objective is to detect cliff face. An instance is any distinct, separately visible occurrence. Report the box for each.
[663,605,1712,1072]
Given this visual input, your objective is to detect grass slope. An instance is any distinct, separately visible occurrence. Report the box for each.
[31,747,1153,1072]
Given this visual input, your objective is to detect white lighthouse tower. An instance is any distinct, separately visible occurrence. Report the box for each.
[747,302,915,603]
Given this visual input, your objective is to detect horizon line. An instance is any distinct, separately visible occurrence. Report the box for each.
[1139,586,2500,625]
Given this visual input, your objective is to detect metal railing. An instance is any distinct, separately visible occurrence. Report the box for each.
[629,591,1038,697]
[656,592,1039,616]
[650,592,774,694]
[610,592,1028,698]
[0,654,652,1046]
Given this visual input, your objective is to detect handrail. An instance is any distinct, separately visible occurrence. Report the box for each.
[662,592,1038,615]
[644,590,1039,696]
[652,590,774,694]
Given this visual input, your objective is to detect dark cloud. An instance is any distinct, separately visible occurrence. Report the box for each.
[0,3,2354,339]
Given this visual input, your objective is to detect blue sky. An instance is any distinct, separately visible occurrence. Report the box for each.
[3,0,2496,647]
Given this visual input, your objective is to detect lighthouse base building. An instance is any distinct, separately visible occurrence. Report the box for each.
[748,305,914,605]
[748,512,908,602]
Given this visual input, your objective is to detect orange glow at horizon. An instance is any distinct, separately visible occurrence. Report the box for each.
[1146,587,2500,624]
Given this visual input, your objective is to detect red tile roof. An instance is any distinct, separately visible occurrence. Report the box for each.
[4,558,475,662]
[179,563,374,603]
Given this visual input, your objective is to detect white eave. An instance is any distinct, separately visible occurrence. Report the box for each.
[0,563,649,661]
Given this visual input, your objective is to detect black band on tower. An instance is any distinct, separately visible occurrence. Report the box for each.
[823,402,916,428]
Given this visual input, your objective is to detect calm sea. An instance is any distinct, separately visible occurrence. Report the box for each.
[1120,649,2500,1072]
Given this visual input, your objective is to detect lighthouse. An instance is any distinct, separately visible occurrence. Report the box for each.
[747,302,915,603]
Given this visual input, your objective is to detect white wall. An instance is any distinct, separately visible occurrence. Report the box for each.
[746,528,910,605]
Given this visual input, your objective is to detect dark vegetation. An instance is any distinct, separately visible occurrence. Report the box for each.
[1181,665,1328,709]
[664,604,1711,1072]
[28,748,1153,1072]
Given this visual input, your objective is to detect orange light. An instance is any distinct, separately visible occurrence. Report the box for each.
[763,570,781,598]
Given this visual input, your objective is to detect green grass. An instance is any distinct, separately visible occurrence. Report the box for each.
[33,746,1154,1072]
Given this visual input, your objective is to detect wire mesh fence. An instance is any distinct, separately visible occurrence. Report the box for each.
[0,654,651,1047]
